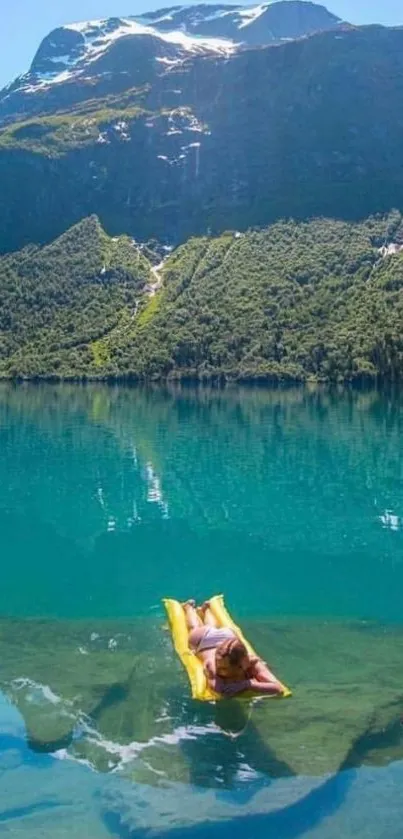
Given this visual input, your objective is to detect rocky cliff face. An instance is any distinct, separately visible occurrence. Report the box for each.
[1,4,402,255]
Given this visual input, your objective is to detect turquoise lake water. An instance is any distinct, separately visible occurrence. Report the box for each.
[0,383,403,838]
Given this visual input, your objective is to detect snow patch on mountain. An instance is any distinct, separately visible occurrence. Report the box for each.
[67,20,104,33]
[2,3,343,105]
[64,17,237,59]
[237,4,267,28]
[11,16,237,96]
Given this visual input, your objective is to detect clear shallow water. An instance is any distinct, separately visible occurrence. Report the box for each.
[0,383,403,838]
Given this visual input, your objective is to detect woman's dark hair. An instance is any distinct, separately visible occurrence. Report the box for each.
[218,637,247,665]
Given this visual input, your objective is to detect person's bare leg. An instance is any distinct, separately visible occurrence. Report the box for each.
[183,600,205,648]
[200,600,219,628]
[183,600,202,631]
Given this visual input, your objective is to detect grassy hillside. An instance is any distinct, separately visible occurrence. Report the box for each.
[0,105,148,156]
[1,212,403,382]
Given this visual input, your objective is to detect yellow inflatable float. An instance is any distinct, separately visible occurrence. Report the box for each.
[163,594,291,701]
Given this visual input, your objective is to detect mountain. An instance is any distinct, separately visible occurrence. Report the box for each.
[1,8,403,255]
[1,2,342,124]
[2,212,403,382]
[1,3,403,383]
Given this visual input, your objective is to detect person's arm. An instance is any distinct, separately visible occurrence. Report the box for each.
[212,678,283,697]
[204,661,249,696]
[250,657,281,684]
[204,660,224,694]
[246,678,284,695]
[246,657,285,695]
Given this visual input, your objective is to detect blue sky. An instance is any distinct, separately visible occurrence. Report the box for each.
[0,0,401,88]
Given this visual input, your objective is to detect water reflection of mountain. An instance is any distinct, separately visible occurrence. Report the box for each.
[1,383,403,621]
[1,383,403,543]
[1,616,402,787]
[0,384,172,546]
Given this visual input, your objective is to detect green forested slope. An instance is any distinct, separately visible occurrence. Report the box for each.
[0,216,153,378]
[1,213,403,382]
[109,213,403,382]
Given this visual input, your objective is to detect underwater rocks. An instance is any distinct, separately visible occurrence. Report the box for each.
[0,616,402,784]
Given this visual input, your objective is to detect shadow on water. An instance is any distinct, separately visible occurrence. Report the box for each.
[0,800,62,825]
[164,690,296,791]
[27,731,76,755]
[102,696,403,839]
[91,681,131,724]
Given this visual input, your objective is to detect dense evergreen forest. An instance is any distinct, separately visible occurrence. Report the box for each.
[1,212,403,382]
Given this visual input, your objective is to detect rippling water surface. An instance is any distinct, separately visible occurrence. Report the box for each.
[0,383,402,839]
